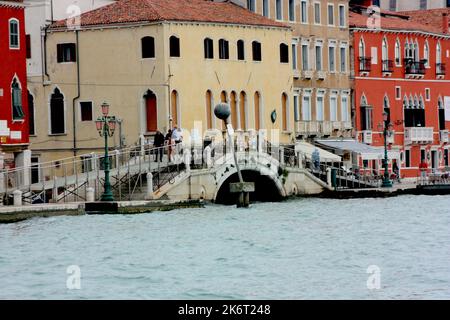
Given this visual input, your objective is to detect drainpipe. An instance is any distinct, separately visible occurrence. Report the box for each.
[72,30,80,156]
[41,25,50,85]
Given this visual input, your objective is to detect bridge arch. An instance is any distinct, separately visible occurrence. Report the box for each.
[214,167,285,205]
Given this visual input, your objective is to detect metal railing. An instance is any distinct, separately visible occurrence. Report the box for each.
[436,63,446,76]
[404,59,426,75]
[382,59,394,73]
[358,56,371,72]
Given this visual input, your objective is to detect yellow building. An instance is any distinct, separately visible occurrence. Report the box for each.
[232,0,353,139]
[27,0,294,164]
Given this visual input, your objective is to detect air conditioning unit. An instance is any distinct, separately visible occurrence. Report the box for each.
[440,130,449,143]
[362,130,373,144]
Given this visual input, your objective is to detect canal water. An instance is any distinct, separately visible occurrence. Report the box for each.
[0,195,449,299]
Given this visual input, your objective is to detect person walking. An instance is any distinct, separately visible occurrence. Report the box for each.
[153,130,165,162]
[165,129,173,162]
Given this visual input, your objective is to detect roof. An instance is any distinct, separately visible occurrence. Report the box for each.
[315,140,400,161]
[295,141,342,162]
[401,8,450,32]
[349,6,447,35]
[50,0,289,30]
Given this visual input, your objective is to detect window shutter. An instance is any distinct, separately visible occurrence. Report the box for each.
[57,44,62,63]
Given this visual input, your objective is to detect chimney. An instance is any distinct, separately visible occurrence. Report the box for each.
[443,13,449,34]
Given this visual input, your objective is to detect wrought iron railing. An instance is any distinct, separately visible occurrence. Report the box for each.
[404,59,426,75]
[382,59,394,73]
[358,56,371,72]
[436,63,446,76]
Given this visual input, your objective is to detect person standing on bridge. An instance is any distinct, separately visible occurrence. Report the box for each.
[165,129,173,162]
[153,130,165,162]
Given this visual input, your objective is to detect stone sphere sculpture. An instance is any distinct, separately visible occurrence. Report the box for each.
[214,103,231,121]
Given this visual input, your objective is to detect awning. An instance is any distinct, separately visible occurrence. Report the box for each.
[316,140,400,160]
[295,141,342,162]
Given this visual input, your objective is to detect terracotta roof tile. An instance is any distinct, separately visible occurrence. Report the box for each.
[50,0,289,29]
[349,7,447,35]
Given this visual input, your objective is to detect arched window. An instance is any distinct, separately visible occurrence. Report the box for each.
[424,40,429,67]
[281,93,288,131]
[141,36,155,59]
[383,95,390,123]
[50,88,65,134]
[239,91,247,130]
[169,36,180,57]
[28,91,35,135]
[220,90,228,103]
[254,92,261,130]
[9,19,19,48]
[438,96,445,130]
[230,91,238,129]
[437,41,442,70]
[280,43,289,63]
[11,78,24,120]
[358,37,365,57]
[206,90,213,129]
[171,90,179,127]
[360,94,372,131]
[404,39,411,60]
[413,40,419,61]
[144,90,157,132]
[382,37,388,61]
[403,96,409,108]
[218,39,229,60]
[395,38,401,65]
[237,40,245,61]
[204,38,214,59]
[252,41,262,61]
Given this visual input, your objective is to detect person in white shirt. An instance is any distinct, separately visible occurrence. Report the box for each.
[171,126,182,144]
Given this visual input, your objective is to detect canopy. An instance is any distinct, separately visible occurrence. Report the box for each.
[316,140,400,160]
[295,141,342,162]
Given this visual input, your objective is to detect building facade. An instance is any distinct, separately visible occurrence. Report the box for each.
[227,0,353,140]
[28,0,294,165]
[350,6,450,178]
[0,0,29,171]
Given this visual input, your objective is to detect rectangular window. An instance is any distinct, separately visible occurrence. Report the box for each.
[314,3,321,24]
[292,43,298,70]
[389,0,397,11]
[9,20,19,48]
[339,5,346,27]
[395,86,401,100]
[340,47,346,72]
[57,43,76,63]
[276,0,283,20]
[341,96,349,122]
[26,34,31,58]
[328,4,334,26]
[405,150,411,168]
[425,88,430,101]
[329,46,335,72]
[444,149,449,167]
[302,95,311,121]
[289,0,295,22]
[302,44,309,70]
[263,0,269,17]
[301,1,308,23]
[80,102,93,121]
[315,45,322,71]
[316,95,324,121]
[420,0,427,10]
[330,96,338,121]
[421,149,426,162]
[294,94,300,122]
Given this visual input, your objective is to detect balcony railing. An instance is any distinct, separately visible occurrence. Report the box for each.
[436,63,446,76]
[382,60,394,73]
[404,59,426,76]
[358,57,371,72]
[404,127,434,145]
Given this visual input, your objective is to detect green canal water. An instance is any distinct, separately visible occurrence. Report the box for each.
[0,195,449,299]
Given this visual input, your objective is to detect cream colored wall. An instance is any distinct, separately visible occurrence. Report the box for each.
[29,21,294,164]
[164,23,294,141]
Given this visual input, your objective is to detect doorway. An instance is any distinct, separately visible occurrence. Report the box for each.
[144,90,157,133]
[31,156,40,184]
[431,150,438,172]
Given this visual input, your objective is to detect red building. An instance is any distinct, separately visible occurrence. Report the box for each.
[0,0,29,169]
[350,5,450,178]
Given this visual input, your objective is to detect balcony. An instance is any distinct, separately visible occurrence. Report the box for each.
[358,56,371,74]
[332,121,342,131]
[404,59,426,78]
[436,63,446,78]
[301,69,313,79]
[440,130,449,143]
[382,60,394,75]
[315,70,326,80]
[322,121,332,135]
[293,69,300,79]
[404,127,434,145]
[296,121,320,136]
[343,121,353,130]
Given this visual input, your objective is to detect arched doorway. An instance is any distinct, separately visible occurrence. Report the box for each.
[254,92,261,131]
[50,88,65,134]
[144,90,157,132]
[239,91,247,130]
[230,91,238,129]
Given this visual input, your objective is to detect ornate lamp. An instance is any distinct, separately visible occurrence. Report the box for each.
[101,101,110,117]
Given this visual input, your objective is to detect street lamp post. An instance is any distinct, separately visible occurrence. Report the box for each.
[381,111,393,188]
[95,102,117,201]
